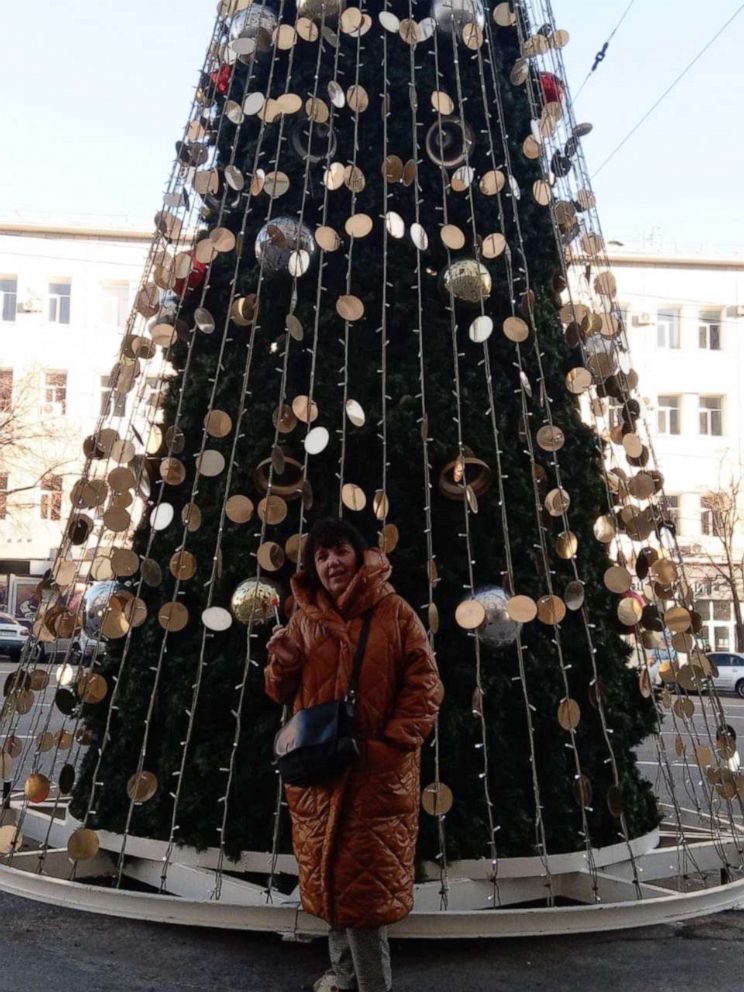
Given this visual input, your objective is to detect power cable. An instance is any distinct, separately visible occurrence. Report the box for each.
[574,0,638,101]
[593,3,744,176]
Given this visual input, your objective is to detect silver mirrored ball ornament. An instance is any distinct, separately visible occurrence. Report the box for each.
[442,259,492,304]
[254,217,315,277]
[296,0,346,23]
[474,586,520,649]
[431,0,485,36]
[229,5,278,57]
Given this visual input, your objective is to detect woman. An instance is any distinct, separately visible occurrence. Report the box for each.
[265,518,441,992]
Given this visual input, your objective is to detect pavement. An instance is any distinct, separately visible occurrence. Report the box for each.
[3,659,744,990]
[0,888,743,992]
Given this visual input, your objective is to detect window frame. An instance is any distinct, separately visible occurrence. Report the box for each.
[698,310,722,351]
[42,370,68,417]
[662,494,680,531]
[48,280,72,325]
[99,281,131,327]
[699,395,723,437]
[0,369,12,412]
[657,308,681,349]
[657,394,681,436]
[100,374,127,418]
[0,277,17,323]
[39,473,62,521]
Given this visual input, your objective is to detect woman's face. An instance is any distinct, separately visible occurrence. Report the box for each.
[314,541,359,600]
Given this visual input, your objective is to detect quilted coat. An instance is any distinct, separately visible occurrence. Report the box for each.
[265,548,441,929]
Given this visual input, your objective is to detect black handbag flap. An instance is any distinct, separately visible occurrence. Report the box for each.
[273,699,344,758]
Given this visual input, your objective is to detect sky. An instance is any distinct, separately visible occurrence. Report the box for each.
[0,0,742,253]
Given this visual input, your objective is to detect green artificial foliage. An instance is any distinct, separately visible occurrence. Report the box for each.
[72,0,659,866]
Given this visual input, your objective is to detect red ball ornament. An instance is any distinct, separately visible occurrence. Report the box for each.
[174,256,208,298]
[210,64,232,96]
[539,72,565,105]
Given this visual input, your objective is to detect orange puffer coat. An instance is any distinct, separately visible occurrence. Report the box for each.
[265,548,441,929]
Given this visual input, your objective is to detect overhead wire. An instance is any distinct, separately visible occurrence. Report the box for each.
[593,3,744,176]
[574,0,638,101]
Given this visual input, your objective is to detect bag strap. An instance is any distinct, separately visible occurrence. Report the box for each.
[345,608,375,706]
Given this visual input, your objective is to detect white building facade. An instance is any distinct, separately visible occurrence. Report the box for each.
[612,250,744,651]
[0,221,149,615]
[0,225,742,647]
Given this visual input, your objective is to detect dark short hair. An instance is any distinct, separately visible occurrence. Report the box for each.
[302,518,368,583]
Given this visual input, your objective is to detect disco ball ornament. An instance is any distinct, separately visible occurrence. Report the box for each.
[539,72,566,105]
[296,0,346,23]
[431,0,485,36]
[583,334,620,381]
[83,581,128,639]
[231,578,282,626]
[229,5,278,58]
[255,217,315,278]
[425,117,475,169]
[474,586,520,649]
[442,259,492,304]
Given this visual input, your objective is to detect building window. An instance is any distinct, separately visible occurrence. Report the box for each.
[42,371,67,416]
[40,474,62,521]
[699,312,721,350]
[0,278,17,322]
[714,626,731,650]
[662,494,680,532]
[100,375,127,417]
[657,395,681,435]
[99,282,131,327]
[607,398,624,430]
[657,309,680,349]
[0,369,12,412]
[696,599,735,652]
[0,473,7,520]
[699,396,723,436]
[48,280,71,324]
[698,310,721,350]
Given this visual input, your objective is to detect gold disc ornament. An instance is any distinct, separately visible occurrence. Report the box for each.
[421,782,454,816]
[67,828,100,861]
[24,773,50,804]
[127,771,159,803]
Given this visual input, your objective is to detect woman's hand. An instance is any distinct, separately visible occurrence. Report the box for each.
[266,625,301,667]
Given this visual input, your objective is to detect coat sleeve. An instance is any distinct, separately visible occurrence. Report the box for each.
[382,599,441,751]
[264,611,305,705]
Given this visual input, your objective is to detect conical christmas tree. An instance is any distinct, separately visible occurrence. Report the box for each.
[66,0,660,878]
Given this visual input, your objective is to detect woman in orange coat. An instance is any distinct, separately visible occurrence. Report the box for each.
[265,518,441,992]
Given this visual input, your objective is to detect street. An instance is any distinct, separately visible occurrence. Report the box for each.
[0,886,743,992]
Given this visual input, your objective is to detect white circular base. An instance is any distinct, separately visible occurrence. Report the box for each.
[2,806,743,938]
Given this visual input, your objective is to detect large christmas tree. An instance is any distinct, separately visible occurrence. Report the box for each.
[68,0,659,872]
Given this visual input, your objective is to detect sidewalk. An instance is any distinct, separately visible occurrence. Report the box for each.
[1,890,742,992]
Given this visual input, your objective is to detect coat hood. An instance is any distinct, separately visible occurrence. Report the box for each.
[291,546,395,619]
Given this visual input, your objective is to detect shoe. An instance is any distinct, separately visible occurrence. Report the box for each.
[307,971,356,992]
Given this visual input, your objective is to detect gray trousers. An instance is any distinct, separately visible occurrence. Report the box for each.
[328,926,392,992]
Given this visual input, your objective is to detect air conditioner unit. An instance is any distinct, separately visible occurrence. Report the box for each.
[725,305,744,318]
[633,312,654,326]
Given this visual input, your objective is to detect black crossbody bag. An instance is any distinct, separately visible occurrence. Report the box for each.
[273,609,374,787]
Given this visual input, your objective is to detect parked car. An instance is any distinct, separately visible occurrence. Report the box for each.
[708,652,744,698]
[0,613,30,661]
[32,630,100,664]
